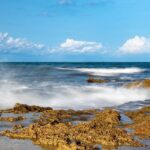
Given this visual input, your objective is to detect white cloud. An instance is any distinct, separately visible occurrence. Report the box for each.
[0,32,45,53]
[0,33,104,55]
[52,38,103,53]
[119,36,150,54]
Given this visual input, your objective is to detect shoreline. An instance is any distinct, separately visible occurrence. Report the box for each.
[0,103,149,150]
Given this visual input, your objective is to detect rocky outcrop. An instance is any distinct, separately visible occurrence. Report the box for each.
[125,106,150,139]
[87,76,107,83]
[0,103,53,114]
[125,79,150,89]
[0,108,142,149]
[13,124,24,130]
[0,116,25,122]
[38,109,98,125]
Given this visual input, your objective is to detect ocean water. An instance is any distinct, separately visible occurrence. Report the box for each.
[0,62,150,110]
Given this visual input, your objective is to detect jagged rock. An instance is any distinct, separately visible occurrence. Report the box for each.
[0,116,25,122]
[0,109,142,149]
[38,109,98,126]
[125,79,150,89]
[13,124,24,130]
[38,110,72,125]
[125,106,150,139]
[0,103,53,114]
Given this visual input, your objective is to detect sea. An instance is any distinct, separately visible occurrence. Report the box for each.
[0,62,150,110]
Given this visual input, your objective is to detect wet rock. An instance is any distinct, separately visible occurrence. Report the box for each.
[125,79,150,89]
[13,124,24,130]
[125,106,150,139]
[71,109,141,148]
[13,103,53,114]
[87,76,107,83]
[0,108,142,149]
[0,103,53,114]
[38,110,72,125]
[125,106,150,122]
[38,109,98,126]
[0,116,25,122]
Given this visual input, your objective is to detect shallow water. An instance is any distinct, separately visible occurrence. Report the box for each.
[0,112,40,131]
[0,137,42,150]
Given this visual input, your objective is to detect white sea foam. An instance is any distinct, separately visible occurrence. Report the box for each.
[58,67,145,76]
[0,79,149,109]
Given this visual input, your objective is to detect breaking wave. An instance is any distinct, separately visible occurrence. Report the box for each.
[57,67,145,76]
[0,79,149,109]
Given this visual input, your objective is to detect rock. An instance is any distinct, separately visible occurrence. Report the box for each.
[13,124,24,130]
[125,106,150,122]
[38,110,72,125]
[87,76,107,83]
[125,106,150,139]
[125,79,150,89]
[71,109,141,148]
[38,109,99,126]
[0,116,25,122]
[13,103,53,114]
[0,103,53,114]
[0,108,142,149]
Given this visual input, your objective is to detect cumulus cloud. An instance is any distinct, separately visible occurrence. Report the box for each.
[0,32,45,54]
[119,36,150,54]
[0,32,104,55]
[51,38,103,53]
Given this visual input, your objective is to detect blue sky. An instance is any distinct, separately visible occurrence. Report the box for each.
[0,0,150,62]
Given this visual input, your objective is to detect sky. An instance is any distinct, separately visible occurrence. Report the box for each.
[0,0,150,62]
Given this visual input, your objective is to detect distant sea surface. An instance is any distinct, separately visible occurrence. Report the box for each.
[0,62,150,110]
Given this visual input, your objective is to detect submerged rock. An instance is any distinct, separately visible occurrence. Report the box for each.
[0,116,25,122]
[125,106,150,139]
[87,76,107,83]
[125,79,150,89]
[0,108,142,149]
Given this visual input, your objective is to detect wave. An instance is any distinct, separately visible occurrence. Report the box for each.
[0,79,150,109]
[57,67,145,76]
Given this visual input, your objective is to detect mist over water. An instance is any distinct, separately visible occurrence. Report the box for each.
[0,62,150,109]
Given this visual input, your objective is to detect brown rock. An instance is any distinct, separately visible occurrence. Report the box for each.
[0,103,53,114]
[125,106,150,139]
[0,108,142,149]
[13,124,24,130]
[0,116,25,122]
[87,76,107,83]
[13,103,53,114]
[125,79,150,89]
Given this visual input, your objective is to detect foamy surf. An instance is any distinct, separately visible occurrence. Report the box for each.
[57,67,145,76]
[0,63,149,110]
[0,79,150,109]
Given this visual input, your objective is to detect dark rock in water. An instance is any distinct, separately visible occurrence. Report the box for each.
[125,79,150,89]
[0,108,142,149]
[0,116,25,122]
[0,103,53,114]
[87,76,107,83]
